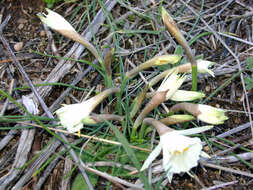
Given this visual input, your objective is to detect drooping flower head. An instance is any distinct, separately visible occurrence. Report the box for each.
[37,8,76,32]
[55,88,120,133]
[177,60,215,77]
[141,121,213,182]
[170,103,228,125]
[56,97,96,133]
[37,8,102,63]
[197,104,228,124]
[161,131,202,182]
[196,60,215,77]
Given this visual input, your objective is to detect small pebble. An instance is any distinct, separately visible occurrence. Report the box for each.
[203,146,210,152]
[40,30,46,37]
[205,85,211,92]
[18,23,24,30]
[14,42,24,51]
[215,104,220,108]
[17,18,27,24]
[187,183,193,188]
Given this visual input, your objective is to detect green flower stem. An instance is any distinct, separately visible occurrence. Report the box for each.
[116,77,128,115]
[104,49,113,78]
[130,86,148,118]
[104,49,114,89]
[139,123,148,139]
[191,64,198,91]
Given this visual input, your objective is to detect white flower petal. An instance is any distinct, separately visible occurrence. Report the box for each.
[198,105,228,124]
[141,143,162,171]
[39,8,75,31]
[170,90,205,101]
[56,98,96,132]
[141,131,206,182]
[174,125,213,136]
[200,151,211,159]
[157,70,186,100]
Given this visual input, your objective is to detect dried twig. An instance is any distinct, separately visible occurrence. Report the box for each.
[201,180,238,190]
[201,161,253,178]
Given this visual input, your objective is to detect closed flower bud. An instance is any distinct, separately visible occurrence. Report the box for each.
[170,90,205,101]
[37,8,102,63]
[171,103,228,125]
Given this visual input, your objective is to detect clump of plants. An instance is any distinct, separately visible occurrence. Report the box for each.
[38,7,228,183]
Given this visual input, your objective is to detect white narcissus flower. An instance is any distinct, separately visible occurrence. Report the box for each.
[141,125,213,182]
[157,70,186,100]
[55,88,119,133]
[177,60,214,77]
[55,97,97,133]
[197,104,228,125]
[170,90,205,101]
[37,8,76,32]
[37,8,102,63]
[196,60,215,77]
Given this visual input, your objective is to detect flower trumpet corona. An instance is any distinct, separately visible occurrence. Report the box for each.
[141,118,212,182]
[170,103,228,125]
[37,8,102,63]
[56,88,119,133]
